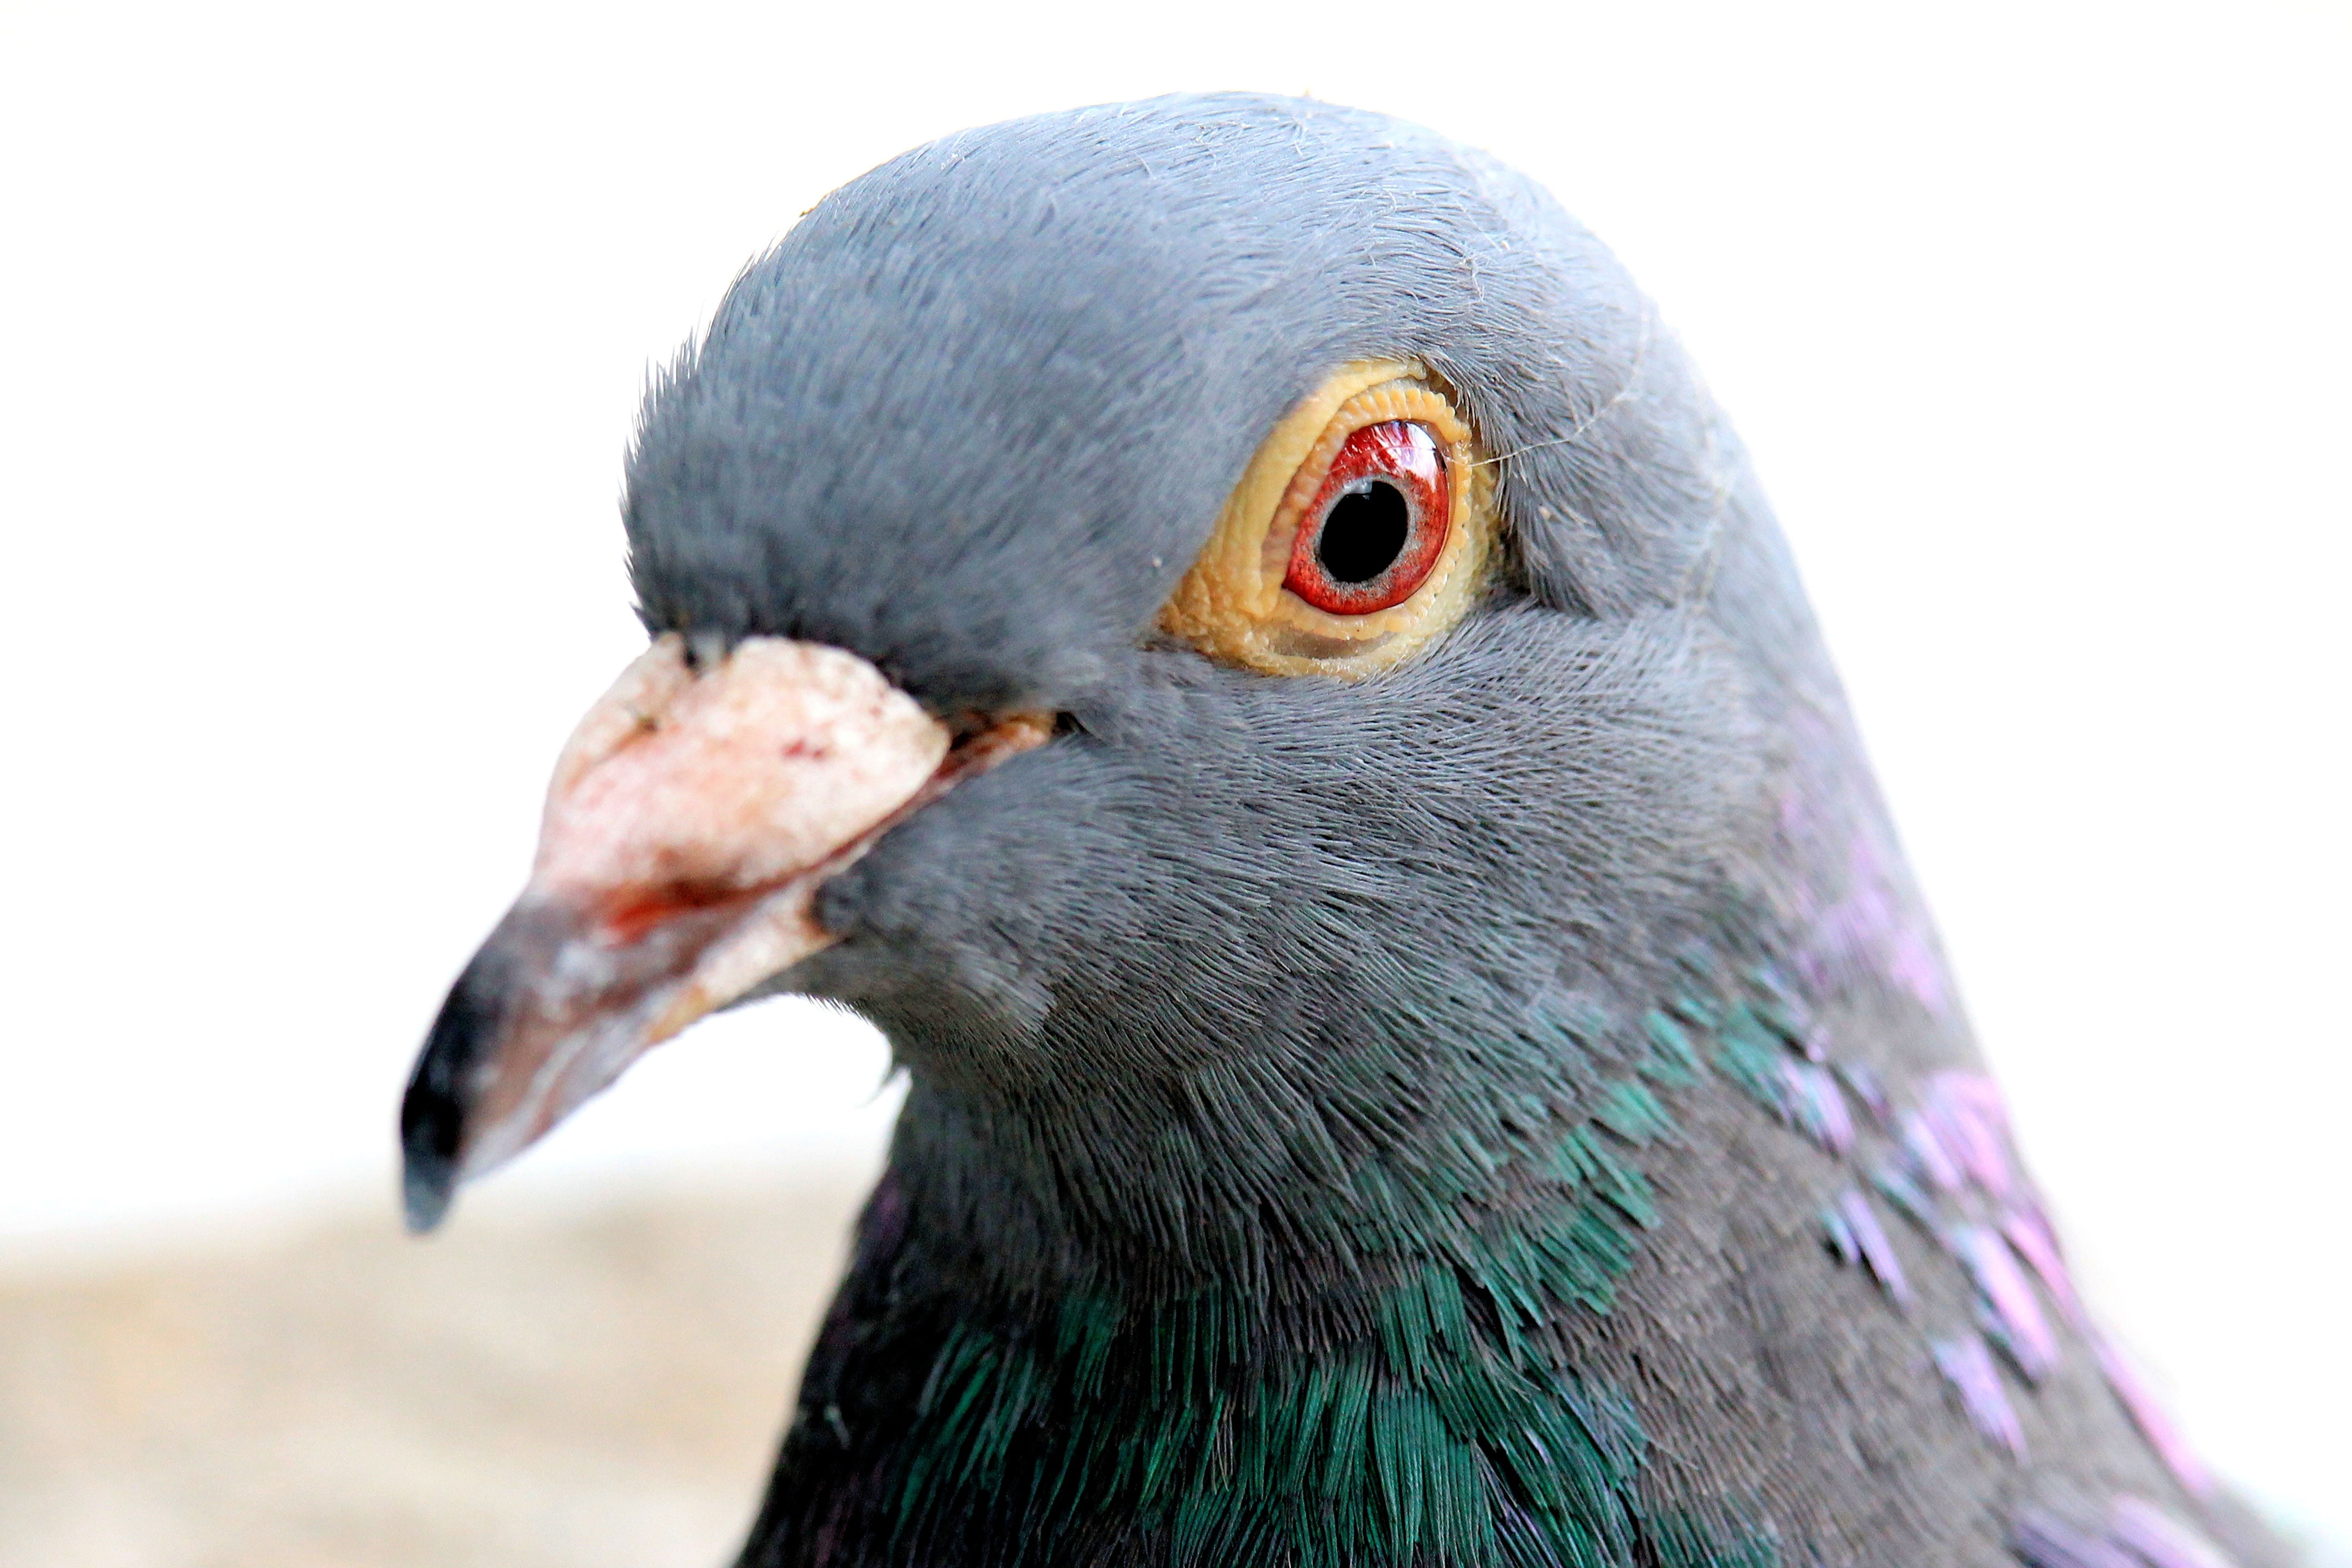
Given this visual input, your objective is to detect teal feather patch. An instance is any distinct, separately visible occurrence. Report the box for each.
[805,961,1837,1567]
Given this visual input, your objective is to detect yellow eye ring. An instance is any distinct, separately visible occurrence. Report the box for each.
[1158,360,1497,678]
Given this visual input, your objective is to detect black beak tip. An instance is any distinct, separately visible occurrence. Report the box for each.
[398,1055,467,1235]
[400,946,508,1235]
[401,1148,456,1234]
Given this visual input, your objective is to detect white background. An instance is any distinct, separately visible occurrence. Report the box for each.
[3,0,2345,1546]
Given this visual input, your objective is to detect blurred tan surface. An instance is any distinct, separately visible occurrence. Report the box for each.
[0,1176,869,1568]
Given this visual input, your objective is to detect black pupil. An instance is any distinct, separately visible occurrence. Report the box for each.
[1316,479,1410,584]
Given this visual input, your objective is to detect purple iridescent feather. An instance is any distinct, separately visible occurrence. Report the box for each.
[2106,1497,2234,1568]
[1934,1334,2025,1457]
[2001,1205,2085,1328]
[1924,1070,2016,1200]
[1901,1107,1965,1192]
[2094,1338,2213,1496]
[1783,1060,1856,1153]
[1837,1188,1910,1308]
[1952,1222,2060,1381]
[2011,1508,2139,1568]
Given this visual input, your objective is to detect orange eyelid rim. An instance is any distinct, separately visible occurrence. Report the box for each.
[1158,360,1496,678]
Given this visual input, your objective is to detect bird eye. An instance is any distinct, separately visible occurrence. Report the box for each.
[1158,360,1497,679]
[1284,421,1449,615]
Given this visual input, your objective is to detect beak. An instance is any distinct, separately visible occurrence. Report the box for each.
[399,633,1046,1232]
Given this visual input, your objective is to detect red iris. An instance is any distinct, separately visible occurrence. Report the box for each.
[1283,420,1450,615]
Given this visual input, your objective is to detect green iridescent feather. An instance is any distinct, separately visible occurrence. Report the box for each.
[785,959,1808,1568]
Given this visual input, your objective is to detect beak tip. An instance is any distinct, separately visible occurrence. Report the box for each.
[401,1158,455,1234]
[398,1067,466,1235]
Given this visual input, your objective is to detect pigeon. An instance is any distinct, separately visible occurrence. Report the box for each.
[399,94,2294,1568]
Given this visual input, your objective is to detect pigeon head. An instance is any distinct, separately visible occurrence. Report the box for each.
[401,94,1792,1248]
[400,94,2256,1568]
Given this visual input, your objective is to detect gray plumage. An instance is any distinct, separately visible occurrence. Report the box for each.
[432,93,2293,1567]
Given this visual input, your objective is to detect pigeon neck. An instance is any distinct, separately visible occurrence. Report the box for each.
[757,934,1854,1565]
[750,691,1976,1564]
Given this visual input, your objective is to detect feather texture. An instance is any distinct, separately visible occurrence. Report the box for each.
[588,94,2302,1567]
